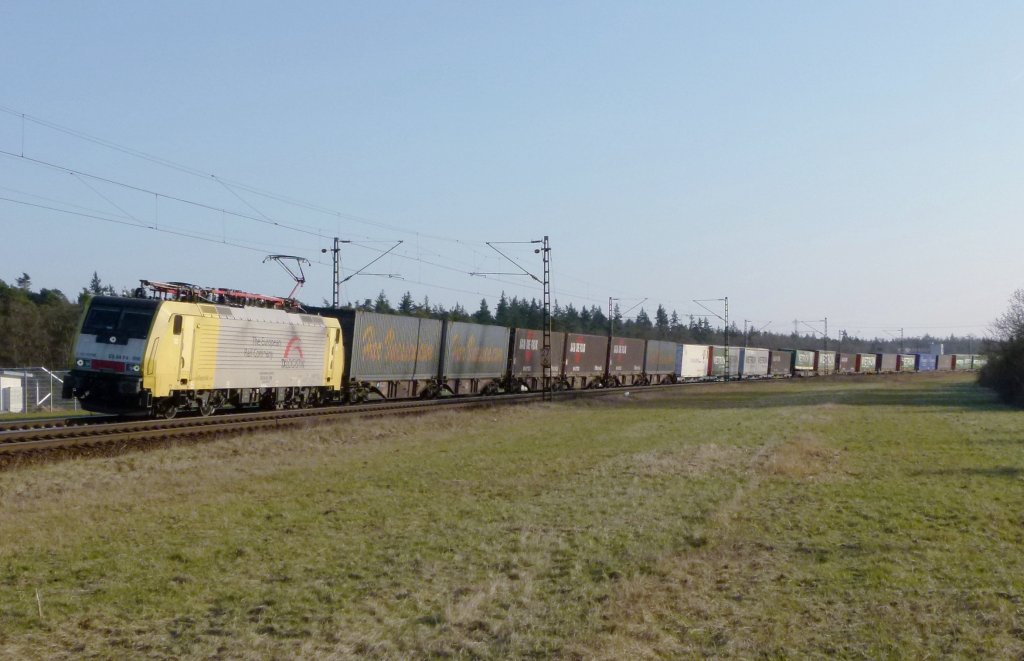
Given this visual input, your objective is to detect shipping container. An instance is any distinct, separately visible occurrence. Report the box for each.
[644,340,678,383]
[332,310,442,399]
[972,355,987,370]
[952,354,972,370]
[739,347,770,378]
[915,354,937,372]
[897,354,916,372]
[563,333,609,388]
[439,321,511,394]
[837,353,857,374]
[856,353,877,373]
[608,337,646,385]
[876,353,898,373]
[769,350,793,377]
[678,344,712,380]
[788,349,815,375]
[711,346,742,378]
[510,328,566,391]
[814,350,837,375]
[936,354,954,371]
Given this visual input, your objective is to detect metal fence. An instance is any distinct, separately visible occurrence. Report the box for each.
[0,367,79,414]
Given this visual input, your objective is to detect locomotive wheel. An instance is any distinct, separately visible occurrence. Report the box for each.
[198,398,216,417]
[155,400,178,419]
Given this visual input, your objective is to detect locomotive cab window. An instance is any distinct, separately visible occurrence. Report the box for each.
[82,307,121,335]
[83,304,157,339]
[172,315,182,335]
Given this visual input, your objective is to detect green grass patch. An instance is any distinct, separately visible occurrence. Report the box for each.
[1,373,1022,658]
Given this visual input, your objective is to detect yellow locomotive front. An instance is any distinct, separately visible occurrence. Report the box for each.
[65,294,345,417]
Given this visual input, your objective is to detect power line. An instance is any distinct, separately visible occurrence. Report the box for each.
[0,149,329,238]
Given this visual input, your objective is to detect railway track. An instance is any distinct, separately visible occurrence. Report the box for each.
[0,372,942,464]
[0,390,568,461]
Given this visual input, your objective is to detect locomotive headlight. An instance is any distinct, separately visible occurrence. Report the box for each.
[130,364,141,373]
[76,359,85,367]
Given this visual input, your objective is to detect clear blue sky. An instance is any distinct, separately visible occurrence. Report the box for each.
[1,1,1021,339]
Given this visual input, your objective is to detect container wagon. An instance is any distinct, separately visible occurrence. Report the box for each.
[678,344,712,381]
[333,310,441,401]
[856,353,877,373]
[509,328,566,391]
[562,333,609,389]
[769,350,793,377]
[876,353,898,374]
[739,347,770,379]
[644,340,679,384]
[952,354,972,371]
[814,350,837,375]
[896,354,916,372]
[837,352,857,374]
[788,349,815,376]
[439,321,511,395]
[608,337,647,386]
[711,346,741,379]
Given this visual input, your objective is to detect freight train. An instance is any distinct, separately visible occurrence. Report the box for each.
[62,282,985,418]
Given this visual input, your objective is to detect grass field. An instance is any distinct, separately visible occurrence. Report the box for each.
[1,373,1022,658]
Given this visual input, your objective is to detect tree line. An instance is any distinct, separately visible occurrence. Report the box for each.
[0,272,115,368]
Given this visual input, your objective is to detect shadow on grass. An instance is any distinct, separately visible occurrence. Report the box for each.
[584,379,1010,413]
[909,466,1022,478]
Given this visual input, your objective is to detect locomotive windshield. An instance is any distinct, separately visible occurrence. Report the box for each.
[82,300,157,339]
